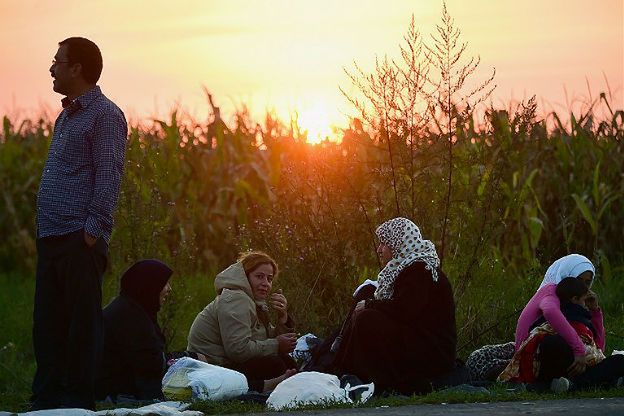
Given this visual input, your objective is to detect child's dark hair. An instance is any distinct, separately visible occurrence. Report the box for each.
[556,276,589,303]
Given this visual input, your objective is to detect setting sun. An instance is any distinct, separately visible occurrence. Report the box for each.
[296,103,335,144]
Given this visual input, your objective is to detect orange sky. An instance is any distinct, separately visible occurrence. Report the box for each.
[1,0,622,141]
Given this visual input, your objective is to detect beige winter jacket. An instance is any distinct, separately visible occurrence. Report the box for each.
[186,262,294,366]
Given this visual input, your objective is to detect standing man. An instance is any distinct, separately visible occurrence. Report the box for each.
[32,37,127,410]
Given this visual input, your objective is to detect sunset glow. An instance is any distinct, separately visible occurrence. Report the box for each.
[296,103,334,144]
[0,0,622,142]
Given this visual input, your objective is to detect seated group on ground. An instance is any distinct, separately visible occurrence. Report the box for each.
[94,218,624,403]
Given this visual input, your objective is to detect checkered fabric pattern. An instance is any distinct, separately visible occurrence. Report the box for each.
[36,86,127,243]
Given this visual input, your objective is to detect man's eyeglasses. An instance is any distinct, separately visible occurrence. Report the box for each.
[51,59,71,65]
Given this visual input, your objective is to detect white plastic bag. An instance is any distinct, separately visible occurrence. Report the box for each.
[353,279,378,297]
[266,371,374,410]
[162,357,248,401]
[289,333,320,369]
[19,401,202,416]
[95,401,203,416]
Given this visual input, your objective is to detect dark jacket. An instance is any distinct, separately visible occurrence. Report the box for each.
[365,261,457,376]
[335,261,457,395]
[96,295,166,401]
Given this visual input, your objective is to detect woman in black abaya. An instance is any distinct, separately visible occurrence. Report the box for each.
[334,217,457,395]
[96,259,175,402]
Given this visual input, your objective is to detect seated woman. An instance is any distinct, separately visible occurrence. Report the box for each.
[187,251,297,393]
[333,217,457,395]
[96,259,178,402]
[507,270,624,391]
[514,254,604,379]
[500,277,605,383]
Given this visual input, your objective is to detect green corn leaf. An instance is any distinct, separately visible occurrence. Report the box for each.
[572,194,597,235]
[597,193,621,220]
[592,161,601,207]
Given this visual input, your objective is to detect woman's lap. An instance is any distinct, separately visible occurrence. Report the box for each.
[231,354,296,382]
[536,334,574,381]
[335,308,441,395]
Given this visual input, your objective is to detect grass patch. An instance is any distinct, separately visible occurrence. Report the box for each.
[187,384,624,414]
[0,273,35,413]
[2,270,623,414]
[0,272,215,413]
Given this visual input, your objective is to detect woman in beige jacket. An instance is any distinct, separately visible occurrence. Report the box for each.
[187,251,297,392]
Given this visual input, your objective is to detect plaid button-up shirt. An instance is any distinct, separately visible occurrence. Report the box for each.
[36,86,127,243]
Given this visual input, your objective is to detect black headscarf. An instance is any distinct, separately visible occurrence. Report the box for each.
[120,259,173,324]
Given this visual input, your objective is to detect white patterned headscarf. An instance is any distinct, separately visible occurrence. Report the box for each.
[538,254,595,290]
[374,217,440,300]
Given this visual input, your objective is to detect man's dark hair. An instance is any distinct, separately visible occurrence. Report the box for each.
[59,37,103,84]
[556,276,589,303]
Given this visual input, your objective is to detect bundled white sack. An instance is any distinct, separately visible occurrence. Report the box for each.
[162,357,248,401]
[289,333,321,369]
[266,371,374,410]
[18,401,202,416]
[96,401,203,416]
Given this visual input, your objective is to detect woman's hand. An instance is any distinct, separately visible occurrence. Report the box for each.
[270,289,289,324]
[567,354,587,376]
[585,290,600,311]
[277,332,297,354]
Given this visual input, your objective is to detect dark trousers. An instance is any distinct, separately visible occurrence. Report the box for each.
[572,355,624,389]
[537,334,624,389]
[32,230,108,410]
[230,354,296,392]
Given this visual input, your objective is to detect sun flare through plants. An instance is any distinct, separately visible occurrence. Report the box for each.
[296,104,334,144]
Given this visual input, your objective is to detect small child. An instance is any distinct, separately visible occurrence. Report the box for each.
[499,277,605,384]
[532,277,601,345]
